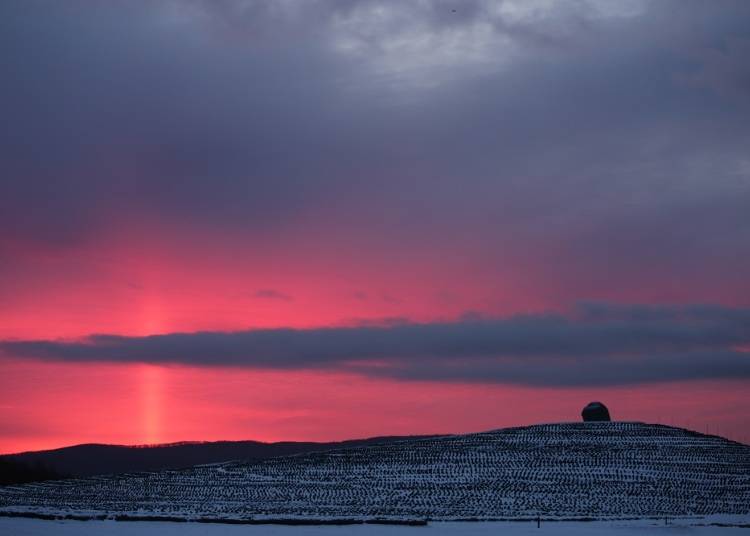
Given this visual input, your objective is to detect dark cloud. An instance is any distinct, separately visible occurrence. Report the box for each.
[2,303,749,386]
[253,289,293,301]
[1,1,749,305]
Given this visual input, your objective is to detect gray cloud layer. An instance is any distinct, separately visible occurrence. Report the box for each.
[2,1,749,304]
[2,304,748,386]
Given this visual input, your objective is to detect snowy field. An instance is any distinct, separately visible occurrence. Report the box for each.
[3,423,749,520]
[1,517,749,535]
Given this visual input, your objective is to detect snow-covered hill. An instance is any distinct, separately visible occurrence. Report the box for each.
[1,422,748,522]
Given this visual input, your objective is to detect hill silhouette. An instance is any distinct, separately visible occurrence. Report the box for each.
[2,422,748,521]
[1,435,435,481]
[0,458,68,486]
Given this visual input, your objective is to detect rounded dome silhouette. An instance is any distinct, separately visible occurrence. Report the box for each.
[581,401,611,422]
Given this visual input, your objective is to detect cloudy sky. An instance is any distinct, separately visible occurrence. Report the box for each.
[1,0,749,452]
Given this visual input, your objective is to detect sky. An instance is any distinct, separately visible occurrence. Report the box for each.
[1,0,749,454]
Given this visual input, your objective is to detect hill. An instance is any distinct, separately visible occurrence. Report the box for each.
[1,422,748,522]
[1,435,430,480]
[0,459,68,486]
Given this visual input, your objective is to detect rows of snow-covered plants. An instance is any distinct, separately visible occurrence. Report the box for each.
[1,422,748,521]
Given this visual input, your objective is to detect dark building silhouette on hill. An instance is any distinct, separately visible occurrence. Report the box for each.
[582,401,611,422]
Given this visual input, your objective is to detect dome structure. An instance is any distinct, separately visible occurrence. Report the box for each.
[581,401,611,422]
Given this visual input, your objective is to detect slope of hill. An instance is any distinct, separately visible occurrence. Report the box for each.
[0,459,68,486]
[1,436,430,479]
[1,422,748,522]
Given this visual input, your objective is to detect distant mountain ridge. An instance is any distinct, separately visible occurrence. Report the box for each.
[1,435,436,480]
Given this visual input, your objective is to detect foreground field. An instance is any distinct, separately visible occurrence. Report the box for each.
[2,422,748,520]
[2,517,749,536]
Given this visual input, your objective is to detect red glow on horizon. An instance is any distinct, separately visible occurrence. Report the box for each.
[139,365,163,445]
[1,357,748,455]
[1,226,749,454]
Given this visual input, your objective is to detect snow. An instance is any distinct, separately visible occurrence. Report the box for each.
[2,423,748,522]
[0,423,750,524]
[1,517,749,536]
